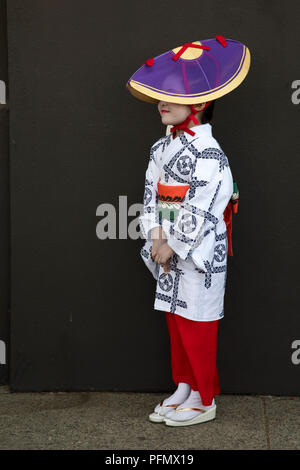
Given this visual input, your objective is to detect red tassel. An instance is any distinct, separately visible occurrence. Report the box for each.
[143,58,154,66]
[216,35,227,47]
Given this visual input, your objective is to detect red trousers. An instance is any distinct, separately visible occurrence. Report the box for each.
[165,312,221,406]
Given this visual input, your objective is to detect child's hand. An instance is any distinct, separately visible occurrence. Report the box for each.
[151,226,168,259]
[162,258,172,273]
[152,243,175,271]
[152,237,167,258]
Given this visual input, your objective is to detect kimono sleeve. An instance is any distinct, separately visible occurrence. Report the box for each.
[139,141,163,241]
[165,147,229,261]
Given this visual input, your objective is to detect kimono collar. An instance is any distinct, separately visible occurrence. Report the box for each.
[190,122,212,137]
[180,122,213,141]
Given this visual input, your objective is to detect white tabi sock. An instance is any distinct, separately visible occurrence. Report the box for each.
[165,390,215,421]
[154,382,191,415]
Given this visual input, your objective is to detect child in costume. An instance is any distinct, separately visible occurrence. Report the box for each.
[127,37,250,427]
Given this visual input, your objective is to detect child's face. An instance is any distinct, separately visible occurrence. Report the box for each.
[158,101,191,126]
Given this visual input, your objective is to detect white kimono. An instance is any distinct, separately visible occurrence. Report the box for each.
[139,123,233,322]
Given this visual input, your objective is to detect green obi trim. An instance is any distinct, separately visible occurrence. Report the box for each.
[158,200,181,222]
[232,181,239,200]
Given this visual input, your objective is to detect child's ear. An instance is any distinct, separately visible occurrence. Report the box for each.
[194,102,206,112]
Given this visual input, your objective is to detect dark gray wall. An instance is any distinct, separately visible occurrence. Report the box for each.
[6,0,300,393]
[0,0,9,384]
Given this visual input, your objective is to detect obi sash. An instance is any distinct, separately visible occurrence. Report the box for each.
[157,179,190,222]
[157,178,239,256]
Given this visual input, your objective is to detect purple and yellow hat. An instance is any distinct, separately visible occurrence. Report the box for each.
[126,36,251,105]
